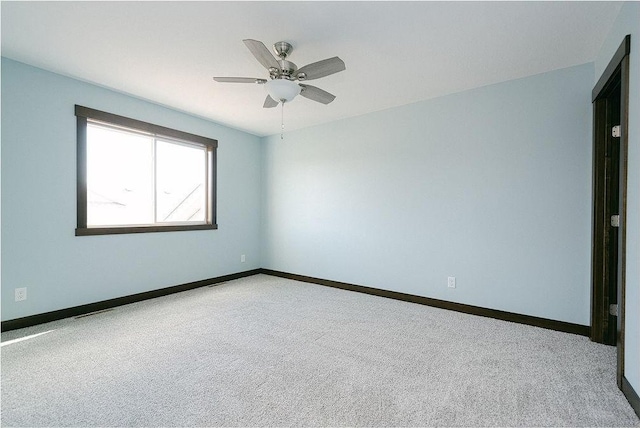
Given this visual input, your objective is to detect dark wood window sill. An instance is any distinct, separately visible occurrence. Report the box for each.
[76,224,218,236]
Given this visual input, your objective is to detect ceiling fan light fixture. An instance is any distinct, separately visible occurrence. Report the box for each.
[265,78,301,103]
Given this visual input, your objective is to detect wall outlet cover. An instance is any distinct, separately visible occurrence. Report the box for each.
[15,287,27,301]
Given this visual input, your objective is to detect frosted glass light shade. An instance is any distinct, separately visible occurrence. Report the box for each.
[265,79,301,103]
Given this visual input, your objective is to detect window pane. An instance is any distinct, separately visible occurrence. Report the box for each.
[86,124,154,226]
[155,139,206,223]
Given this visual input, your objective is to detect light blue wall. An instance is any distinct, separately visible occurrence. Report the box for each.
[594,0,640,395]
[1,58,262,321]
[262,63,594,326]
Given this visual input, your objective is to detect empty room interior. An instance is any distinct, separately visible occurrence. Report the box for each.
[1,1,640,426]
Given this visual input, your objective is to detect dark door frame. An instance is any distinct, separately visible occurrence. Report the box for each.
[591,34,630,387]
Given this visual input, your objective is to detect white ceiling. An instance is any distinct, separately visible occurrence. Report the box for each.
[1,1,622,137]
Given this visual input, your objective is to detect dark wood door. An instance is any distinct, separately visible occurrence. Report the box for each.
[592,33,630,391]
[604,83,621,345]
[592,80,621,347]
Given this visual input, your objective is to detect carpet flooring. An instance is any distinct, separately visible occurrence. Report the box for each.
[1,274,639,427]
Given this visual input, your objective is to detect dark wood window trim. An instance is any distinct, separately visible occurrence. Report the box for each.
[75,105,218,236]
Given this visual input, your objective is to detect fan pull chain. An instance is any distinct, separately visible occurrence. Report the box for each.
[281,101,285,140]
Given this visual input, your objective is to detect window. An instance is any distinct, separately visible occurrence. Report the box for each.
[75,105,217,236]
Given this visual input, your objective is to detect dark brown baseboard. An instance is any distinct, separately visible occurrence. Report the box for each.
[622,376,640,419]
[1,269,261,332]
[259,269,591,337]
[1,268,592,338]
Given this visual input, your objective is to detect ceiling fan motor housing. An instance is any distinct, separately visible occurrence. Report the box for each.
[273,60,298,80]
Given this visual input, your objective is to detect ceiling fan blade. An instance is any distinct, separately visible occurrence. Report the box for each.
[263,95,279,108]
[243,39,280,71]
[299,84,336,104]
[296,57,345,81]
[213,77,267,84]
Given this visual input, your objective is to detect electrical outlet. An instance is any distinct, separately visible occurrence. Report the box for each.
[15,287,27,302]
[241,254,246,263]
[447,277,456,289]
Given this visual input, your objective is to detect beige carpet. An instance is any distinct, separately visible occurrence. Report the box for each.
[2,274,639,427]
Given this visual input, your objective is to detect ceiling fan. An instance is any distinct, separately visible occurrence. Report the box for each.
[214,39,346,108]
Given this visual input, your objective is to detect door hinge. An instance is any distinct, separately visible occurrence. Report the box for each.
[611,215,620,227]
[612,125,621,138]
[609,304,618,317]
